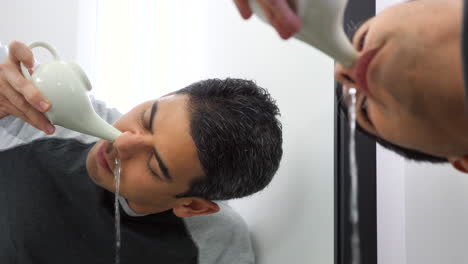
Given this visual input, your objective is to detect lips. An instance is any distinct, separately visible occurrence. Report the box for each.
[353,47,381,95]
[97,142,113,174]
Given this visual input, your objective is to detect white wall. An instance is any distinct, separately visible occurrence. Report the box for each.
[377,145,407,264]
[0,0,97,85]
[405,163,468,264]
[0,0,79,61]
[376,1,468,264]
[1,1,336,263]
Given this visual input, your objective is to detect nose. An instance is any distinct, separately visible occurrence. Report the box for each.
[335,62,357,88]
[112,131,148,160]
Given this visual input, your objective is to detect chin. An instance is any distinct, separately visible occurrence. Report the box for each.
[87,163,103,186]
[87,170,115,194]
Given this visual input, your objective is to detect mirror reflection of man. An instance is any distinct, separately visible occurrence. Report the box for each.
[0,42,283,263]
[236,0,468,173]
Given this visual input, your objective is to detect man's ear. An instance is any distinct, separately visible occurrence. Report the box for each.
[172,198,220,218]
[449,156,468,173]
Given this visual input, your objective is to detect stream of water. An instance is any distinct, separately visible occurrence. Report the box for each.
[113,158,122,264]
[347,88,361,264]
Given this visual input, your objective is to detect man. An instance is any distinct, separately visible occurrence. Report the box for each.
[0,42,283,263]
[334,0,468,171]
[237,0,468,172]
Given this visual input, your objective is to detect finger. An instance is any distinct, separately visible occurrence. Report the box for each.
[0,99,37,129]
[270,19,287,38]
[1,63,51,112]
[256,0,289,37]
[271,0,301,33]
[8,41,35,69]
[234,0,253,19]
[0,93,47,132]
[1,84,54,134]
[260,0,301,39]
[256,1,276,27]
[13,106,55,135]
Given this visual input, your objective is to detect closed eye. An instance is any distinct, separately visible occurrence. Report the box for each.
[139,109,147,129]
[146,153,162,181]
[139,108,163,180]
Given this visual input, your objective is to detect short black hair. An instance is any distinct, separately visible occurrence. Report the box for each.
[336,85,448,163]
[175,78,283,200]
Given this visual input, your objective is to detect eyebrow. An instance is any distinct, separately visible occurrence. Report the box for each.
[148,101,172,182]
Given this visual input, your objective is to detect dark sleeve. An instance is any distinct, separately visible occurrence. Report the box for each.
[0,149,16,262]
[462,0,468,104]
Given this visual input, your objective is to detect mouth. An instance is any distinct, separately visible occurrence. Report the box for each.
[97,142,113,174]
[353,47,381,95]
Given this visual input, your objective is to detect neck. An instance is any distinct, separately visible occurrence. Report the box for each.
[127,200,169,215]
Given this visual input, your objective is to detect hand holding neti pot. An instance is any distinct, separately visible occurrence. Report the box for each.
[20,42,122,141]
[249,0,358,67]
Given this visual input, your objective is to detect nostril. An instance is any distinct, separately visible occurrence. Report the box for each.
[105,142,113,154]
[343,74,354,83]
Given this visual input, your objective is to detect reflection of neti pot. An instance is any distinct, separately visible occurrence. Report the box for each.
[249,0,358,67]
[20,42,122,141]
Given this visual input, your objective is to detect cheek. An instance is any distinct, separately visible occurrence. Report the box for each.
[121,161,153,189]
[119,159,178,200]
[85,147,99,180]
[120,171,160,204]
[368,100,416,146]
[370,42,419,100]
[370,103,444,153]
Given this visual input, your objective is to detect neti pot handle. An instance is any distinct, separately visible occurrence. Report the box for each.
[20,41,60,80]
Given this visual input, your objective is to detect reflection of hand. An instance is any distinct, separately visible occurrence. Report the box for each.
[234,0,301,39]
[0,41,55,134]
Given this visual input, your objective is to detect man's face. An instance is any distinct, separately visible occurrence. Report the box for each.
[335,0,468,158]
[86,94,204,214]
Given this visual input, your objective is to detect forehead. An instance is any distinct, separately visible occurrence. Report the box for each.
[369,1,418,27]
[155,94,191,132]
[376,0,450,23]
[359,0,457,52]
[152,94,203,182]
